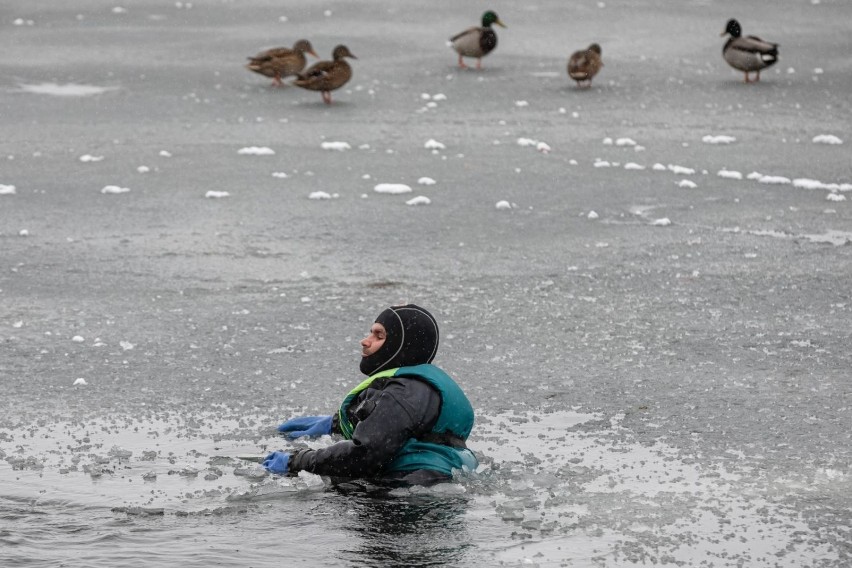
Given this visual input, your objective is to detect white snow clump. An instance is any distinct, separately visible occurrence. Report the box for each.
[374,183,412,194]
[238,147,275,155]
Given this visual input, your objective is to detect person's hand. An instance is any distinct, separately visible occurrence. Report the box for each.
[262,451,291,474]
[277,415,333,438]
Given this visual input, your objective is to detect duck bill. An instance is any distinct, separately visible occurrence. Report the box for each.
[309,49,319,58]
[719,30,727,37]
[495,20,507,28]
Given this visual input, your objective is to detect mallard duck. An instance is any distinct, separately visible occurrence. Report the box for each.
[246,39,318,87]
[450,11,506,69]
[293,45,357,104]
[721,19,778,83]
[567,43,603,88]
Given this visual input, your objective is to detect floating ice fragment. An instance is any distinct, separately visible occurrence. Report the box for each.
[101,185,130,194]
[72,335,85,343]
[602,137,613,145]
[19,82,118,97]
[112,6,127,14]
[374,183,412,194]
[812,134,843,145]
[826,193,846,202]
[13,321,23,328]
[677,180,698,189]
[272,172,289,179]
[652,163,667,171]
[495,200,513,210]
[624,163,645,170]
[758,175,791,185]
[536,142,551,153]
[668,165,696,175]
[109,445,132,459]
[516,138,537,147]
[137,166,150,173]
[424,139,446,150]
[238,146,275,155]
[652,218,672,226]
[320,141,351,151]
[717,169,743,180]
[308,191,334,200]
[73,378,88,386]
[432,93,447,101]
[615,138,637,146]
[405,196,431,206]
[702,135,736,144]
[514,100,529,107]
[19,229,29,236]
[814,68,824,75]
[205,191,230,198]
[79,154,104,162]
[417,177,436,185]
[794,178,831,190]
[587,211,599,220]
[747,171,763,180]
[159,150,172,157]
[593,159,611,168]
[0,184,16,195]
[120,341,134,351]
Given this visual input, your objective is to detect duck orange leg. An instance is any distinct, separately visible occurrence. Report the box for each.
[458,55,468,69]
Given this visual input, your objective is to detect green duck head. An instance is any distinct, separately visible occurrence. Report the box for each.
[482,10,506,28]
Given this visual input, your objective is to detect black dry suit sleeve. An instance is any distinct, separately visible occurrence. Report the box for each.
[288,379,441,478]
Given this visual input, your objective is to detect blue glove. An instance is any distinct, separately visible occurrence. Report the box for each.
[262,451,291,474]
[277,415,333,438]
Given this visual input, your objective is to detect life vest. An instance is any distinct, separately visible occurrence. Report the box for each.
[337,364,478,476]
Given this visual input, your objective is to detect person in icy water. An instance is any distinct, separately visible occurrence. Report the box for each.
[263,304,478,485]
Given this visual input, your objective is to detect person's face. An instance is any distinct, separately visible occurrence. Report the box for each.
[361,323,387,358]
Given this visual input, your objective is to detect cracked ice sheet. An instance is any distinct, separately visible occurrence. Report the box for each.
[467,410,836,567]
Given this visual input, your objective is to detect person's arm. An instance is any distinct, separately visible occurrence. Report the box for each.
[288,379,440,478]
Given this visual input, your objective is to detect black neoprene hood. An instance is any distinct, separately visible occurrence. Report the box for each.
[359,304,440,376]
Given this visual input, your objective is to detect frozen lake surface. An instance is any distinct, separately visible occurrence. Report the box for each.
[2,0,851,566]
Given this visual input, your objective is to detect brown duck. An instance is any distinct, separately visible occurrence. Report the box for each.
[293,45,357,104]
[567,43,603,88]
[246,39,318,87]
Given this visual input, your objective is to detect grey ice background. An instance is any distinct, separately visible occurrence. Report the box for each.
[1,0,851,566]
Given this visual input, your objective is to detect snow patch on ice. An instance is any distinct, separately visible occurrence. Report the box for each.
[677,180,697,189]
[758,175,791,185]
[101,185,130,194]
[79,154,105,163]
[812,134,843,145]
[717,169,743,180]
[405,196,431,206]
[18,83,118,97]
[624,163,645,171]
[417,177,436,186]
[424,139,446,150]
[238,147,275,156]
[495,201,513,210]
[0,184,16,195]
[320,141,351,151]
[374,183,412,195]
[205,191,230,199]
[702,135,736,145]
[308,191,338,200]
[668,164,696,175]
